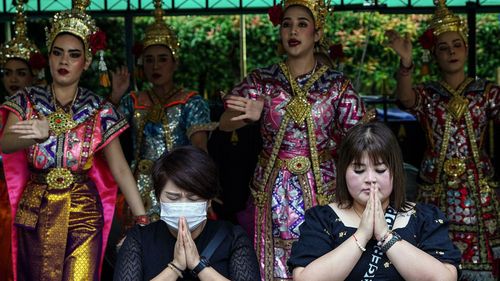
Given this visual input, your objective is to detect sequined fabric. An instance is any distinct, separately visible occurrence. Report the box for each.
[119,90,216,218]
[0,86,128,281]
[409,79,500,280]
[232,63,365,280]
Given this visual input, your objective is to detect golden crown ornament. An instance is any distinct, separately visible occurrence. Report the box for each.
[45,0,98,62]
[0,0,41,66]
[428,0,468,42]
[284,0,331,30]
[142,0,180,61]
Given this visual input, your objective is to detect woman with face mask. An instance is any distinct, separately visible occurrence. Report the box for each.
[114,146,260,281]
[288,122,461,281]
[385,0,500,279]
[219,1,366,280]
[0,0,147,280]
[109,0,217,223]
[0,1,46,280]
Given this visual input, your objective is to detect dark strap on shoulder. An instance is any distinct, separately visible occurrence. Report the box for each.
[201,224,230,260]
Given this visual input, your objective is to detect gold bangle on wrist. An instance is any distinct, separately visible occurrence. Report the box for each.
[352,234,366,252]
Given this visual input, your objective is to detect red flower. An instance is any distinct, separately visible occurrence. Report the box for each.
[268,3,283,27]
[89,30,107,55]
[132,42,143,57]
[28,52,47,70]
[418,29,435,50]
[329,44,345,60]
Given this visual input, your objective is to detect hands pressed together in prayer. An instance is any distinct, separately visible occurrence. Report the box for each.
[354,185,391,245]
[172,217,202,271]
[222,94,264,123]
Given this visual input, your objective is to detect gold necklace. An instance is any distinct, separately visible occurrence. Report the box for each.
[47,84,78,136]
[147,88,178,123]
[440,77,473,121]
[281,61,318,124]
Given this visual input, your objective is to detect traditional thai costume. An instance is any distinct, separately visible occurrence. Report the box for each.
[0,1,46,280]
[407,1,500,279]
[0,1,126,280]
[232,38,365,280]
[117,1,216,220]
[119,90,215,218]
[411,78,500,280]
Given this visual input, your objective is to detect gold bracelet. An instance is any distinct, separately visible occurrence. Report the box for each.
[352,234,366,252]
[167,263,183,278]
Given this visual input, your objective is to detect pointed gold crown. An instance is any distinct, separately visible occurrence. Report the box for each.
[428,0,467,42]
[284,0,331,30]
[0,0,41,66]
[45,0,98,61]
[142,0,180,61]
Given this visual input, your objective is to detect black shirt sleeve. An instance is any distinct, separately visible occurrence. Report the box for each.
[113,226,143,281]
[288,205,338,271]
[228,225,261,281]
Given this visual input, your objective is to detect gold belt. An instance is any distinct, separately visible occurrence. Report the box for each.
[443,158,466,177]
[31,168,88,190]
[259,150,333,175]
[137,159,155,174]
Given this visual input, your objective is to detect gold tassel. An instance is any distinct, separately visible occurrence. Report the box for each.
[98,50,110,87]
[100,72,111,87]
[230,131,239,145]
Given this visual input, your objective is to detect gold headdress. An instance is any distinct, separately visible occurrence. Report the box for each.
[142,0,180,61]
[284,0,331,30]
[45,0,98,62]
[0,0,41,66]
[428,0,467,42]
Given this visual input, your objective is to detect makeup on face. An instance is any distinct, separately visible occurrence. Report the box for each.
[49,34,88,87]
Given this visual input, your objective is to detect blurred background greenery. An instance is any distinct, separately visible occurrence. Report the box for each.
[2,12,500,98]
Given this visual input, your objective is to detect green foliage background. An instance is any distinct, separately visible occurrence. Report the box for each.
[12,12,500,98]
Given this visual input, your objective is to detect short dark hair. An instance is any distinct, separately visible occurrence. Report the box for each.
[335,121,410,211]
[152,146,220,200]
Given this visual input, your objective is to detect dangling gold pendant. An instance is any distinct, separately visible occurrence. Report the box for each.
[47,108,77,136]
[147,104,163,123]
[286,96,311,124]
[447,95,469,121]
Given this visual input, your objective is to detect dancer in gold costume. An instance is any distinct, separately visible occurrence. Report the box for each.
[0,0,147,280]
[220,1,366,279]
[386,0,500,279]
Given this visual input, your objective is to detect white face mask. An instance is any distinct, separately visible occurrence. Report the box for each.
[160,201,208,231]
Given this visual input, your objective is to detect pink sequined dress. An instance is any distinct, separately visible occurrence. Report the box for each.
[0,86,128,281]
[231,62,365,280]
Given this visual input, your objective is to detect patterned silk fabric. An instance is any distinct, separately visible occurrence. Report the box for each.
[1,86,128,281]
[409,79,500,280]
[119,90,216,218]
[232,62,365,280]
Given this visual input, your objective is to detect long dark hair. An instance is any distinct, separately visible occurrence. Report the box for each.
[336,121,411,211]
[152,146,220,200]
